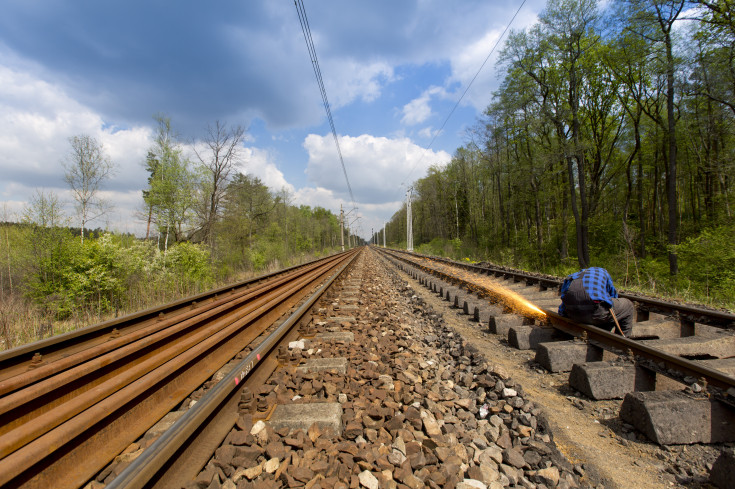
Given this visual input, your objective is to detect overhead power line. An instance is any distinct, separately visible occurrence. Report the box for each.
[400,0,528,189]
[294,0,356,210]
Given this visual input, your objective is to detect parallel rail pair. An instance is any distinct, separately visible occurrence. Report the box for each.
[379,247,735,394]
[0,249,360,489]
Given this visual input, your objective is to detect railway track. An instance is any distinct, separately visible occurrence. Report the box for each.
[3,245,734,488]
[0,249,360,489]
[375,247,735,486]
[142,247,594,489]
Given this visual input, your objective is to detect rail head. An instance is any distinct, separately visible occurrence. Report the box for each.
[383,248,735,330]
[104,248,362,489]
[0,249,355,368]
[379,247,735,394]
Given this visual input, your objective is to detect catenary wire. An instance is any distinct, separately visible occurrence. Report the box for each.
[294,0,357,215]
[399,0,529,190]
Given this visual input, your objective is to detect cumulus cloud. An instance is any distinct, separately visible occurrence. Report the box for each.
[401,94,431,126]
[293,186,342,210]
[400,86,448,126]
[418,126,440,139]
[0,63,157,232]
[303,133,451,205]
[325,59,395,108]
[293,184,402,240]
[241,147,295,194]
[444,7,541,111]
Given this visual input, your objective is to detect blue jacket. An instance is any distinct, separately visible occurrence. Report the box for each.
[558,267,618,316]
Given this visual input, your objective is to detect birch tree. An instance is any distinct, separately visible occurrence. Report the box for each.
[192,121,246,247]
[64,135,115,243]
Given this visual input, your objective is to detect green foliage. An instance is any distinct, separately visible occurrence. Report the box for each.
[385,0,735,311]
[21,231,215,320]
[143,115,197,242]
[676,225,735,302]
[157,241,213,286]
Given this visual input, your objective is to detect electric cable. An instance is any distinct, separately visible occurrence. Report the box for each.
[399,0,528,189]
[294,0,357,214]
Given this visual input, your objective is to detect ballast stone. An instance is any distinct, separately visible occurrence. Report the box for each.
[710,449,735,489]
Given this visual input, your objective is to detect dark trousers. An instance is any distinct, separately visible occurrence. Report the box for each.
[561,278,635,336]
[565,297,634,336]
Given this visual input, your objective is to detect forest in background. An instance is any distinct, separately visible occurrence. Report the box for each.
[4,0,735,349]
[382,0,735,310]
[0,116,356,350]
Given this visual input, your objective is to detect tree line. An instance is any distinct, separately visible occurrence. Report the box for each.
[385,0,735,308]
[0,115,354,348]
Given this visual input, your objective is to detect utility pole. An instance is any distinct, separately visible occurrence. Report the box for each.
[383,222,386,248]
[371,228,374,245]
[406,187,413,252]
[340,205,344,251]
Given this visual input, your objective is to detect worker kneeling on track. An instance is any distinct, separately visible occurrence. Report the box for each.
[558,267,634,337]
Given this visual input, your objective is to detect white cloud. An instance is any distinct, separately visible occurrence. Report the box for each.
[441,7,541,111]
[0,62,156,233]
[99,126,152,189]
[303,133,451,206]
[401,86,445,126]
[446,28,505,111]
[326,59,395,108]
[293,185,402,240]
[293,186,341,210]
[401,94,432,126]
[242,147,295,194]
[418,126,439,139]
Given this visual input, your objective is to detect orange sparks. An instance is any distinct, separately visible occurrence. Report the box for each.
[500,288,547,319]
[414,256,549,321]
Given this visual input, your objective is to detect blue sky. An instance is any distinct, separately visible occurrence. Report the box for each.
[0,0,546,238]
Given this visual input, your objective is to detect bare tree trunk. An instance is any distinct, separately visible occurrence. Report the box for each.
[4,225,11,295]
[560,160,569,260]
[567,157,586,268]
[664,31,679,275]
[145,204,153,240]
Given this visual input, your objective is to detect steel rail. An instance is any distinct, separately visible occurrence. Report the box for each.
[0,256,342,458]
[543,310,735,391]
[379,248,735,392]
[0,249,359,489]
[0,253,346,416]
[0,253,348,381]
[0,264,305,393]
[0,255,340,480]
[387,248,735,328]
[106,248,360,489]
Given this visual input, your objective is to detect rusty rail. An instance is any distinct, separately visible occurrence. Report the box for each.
[107,247,360,489]
[0,249,360,489]
[0,256,341,384]
[378,247,735,393]
[386,248,735,329]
